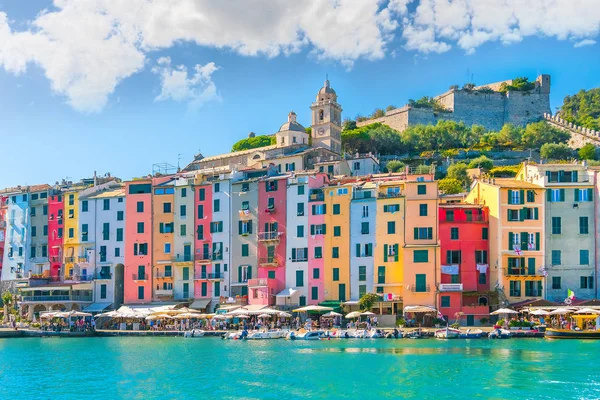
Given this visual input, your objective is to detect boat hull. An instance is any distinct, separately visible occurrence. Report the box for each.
[545,329,600,339]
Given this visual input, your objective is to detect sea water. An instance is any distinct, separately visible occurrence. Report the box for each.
[0,337,599,399]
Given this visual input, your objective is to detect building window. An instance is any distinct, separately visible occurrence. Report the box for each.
[359,266,366,282]
[552,276,561,290]
[241,244,249,257]
[580,250,590,265]
[387,221,396,234]
[333,204,340,215]
[417,185,426,195]
[199,188,206,201]
[581,276,594,289]
[332,247,339,258]
[181,188,187,198]
[68,228,74,238]
[297,185,305,195]
[116,210,124,221]
[31,226,37,237]
[509,281,521,297]
[446,250,461,264]
[481,227,488,240]
[475,250,488,264]
[296,271,304,287]
[137,222,144,234]
[265,181,277,192]
[580,217,589,234]
[361,222,369,235]
[292,248,308,262]
[213,199,220,212]
[333,268,339,281]
[115,248,121,257]
[297,202,304,216]
[116,228,123,242]
[362,206,369,218]
[414,227,433,240]
[548,189,565,203]
[180,224,187,236]
[100,284,107,299]
[526,190,535,202]
[313,268,320,279]
[413,250,428,263]
[311,286,319,300]
[297,225,304,238]
[136,201,144,212]
[508,190,522,205]
[419,204,427,216]
[214,183,220,193]
[163,203,172,213]
[179,205,186,217]
[103,199,110,210]
[334,226,341,237]
[81,201,88,212]
[138,286,144,300]
[164,243,171,254]
[68,194,74,206]
[478,272,487,285]
[507,209,520,221]
[383,204,400,213]
[450,227,459,240]
[441,296,450,308]
[377,266,385,284]
[575,188,593,202]
[551,217,561,235]
[314,247,322,259]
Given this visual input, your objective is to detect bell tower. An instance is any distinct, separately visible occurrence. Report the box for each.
[310,79,342,154]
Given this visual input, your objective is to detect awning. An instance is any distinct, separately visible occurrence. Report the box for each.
[190,299,212,310]
[20,286,71,292]
[83,302,112,313]
[72,283,93,290]
[403,305,437,313]
[276,288,298,297]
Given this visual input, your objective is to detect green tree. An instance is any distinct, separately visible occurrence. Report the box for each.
[358,293,380,312]
[468,155,494,170]
[559,88,600,130]
[231,135,275,152]
[497,124,524,148]
[385,160,405,173]
[2,292,12,322]
[540,143,573,160]
[438,178,463,194]
[521,121,570,149]
[372,108,385,118]
[386,105,396,112]
[447,162,471,187]
[579,143,597,160]
[342,119,357,131]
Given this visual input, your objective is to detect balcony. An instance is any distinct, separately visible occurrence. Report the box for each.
[49,256,61,263]
[195,251,212,263]
[258,232,282,242]
[248,278,273,288]
[259,257,279,267]
[410,284,431,293]
[378,191,403,199]
[155,271,174,279]
[308,190,325,202]
[172,255,193,263]
[220,296,248,306]
[64,257,75,263]
[77,256,89,264]
[208,273,224,280]
[439,283,463,292]
[95,272,113,280]
[132,273,148,281]
[155,289,173,296]
[64,275,94,282]
[21,294,93,302]
[504,268,543,277]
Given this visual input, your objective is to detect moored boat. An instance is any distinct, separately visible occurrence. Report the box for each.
[435,327,460,339]
[246,330,286,340]
[488,328,512,339]
[545,328,600,339]
[287,330,325,340]
[459,328,483,339]
[184,329,209,338]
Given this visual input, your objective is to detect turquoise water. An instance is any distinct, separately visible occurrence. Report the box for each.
[1,337,599,399]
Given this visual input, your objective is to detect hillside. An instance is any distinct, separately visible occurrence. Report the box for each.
[559,88,600,130]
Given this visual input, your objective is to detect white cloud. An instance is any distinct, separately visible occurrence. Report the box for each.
[152,57,220,110]
[0,0,598,112]
[574,39,596,48]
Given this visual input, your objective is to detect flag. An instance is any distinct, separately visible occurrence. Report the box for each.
[513,245,522,256]
[568,289,575,300]
[437,311,445,322]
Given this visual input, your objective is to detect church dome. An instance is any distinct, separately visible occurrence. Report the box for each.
[278,111,306,132]
[317,79,337,100]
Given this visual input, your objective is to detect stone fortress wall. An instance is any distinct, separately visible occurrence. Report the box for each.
[543,113,600,148]
[357,74,551,133]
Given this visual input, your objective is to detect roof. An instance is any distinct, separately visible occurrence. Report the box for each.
[439,203,484,209]
[480,178,543,189]
[195,145,278,163]
[510,298,561,308]
[86,188,125,199]
[278,121,306,133]
[318,79,336,96]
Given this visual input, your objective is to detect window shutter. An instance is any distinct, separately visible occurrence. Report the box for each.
[238,266,242,283]
[427,227,432,239]
[559,189,565,202]
[383,205,388,212]
[519,189,524,204]
[312,205,316,215]
[446,251,451,264]
[537,280,542,294]
[310,225,315,235]
[546,190,551,202]
[394,244,399,261]
[507,190,513,204]
[323,204,327,214]
[536,232,540,250]
[414,227,418,239]
[507,209,511,221]
[248,221,253,233]
[356,243,361,257]
[292,248,296,260]
[238,221,243,234]
[587,188,593,200]
[520,232,528,250]
[247,266,252,279]
[384,244,388,262]
[519,208,525,222]
[264,223,269,233]
[572,171,578,182]
[574,188,580,201]
[534,207,539,220]
[508,232,514,250]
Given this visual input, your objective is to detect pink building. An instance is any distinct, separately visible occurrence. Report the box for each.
[307,174,328,304]
[47,189,64,279]
[250,176,287,305]
[0,195,7,277]
[124,180,153,304]
[194,182,213,300]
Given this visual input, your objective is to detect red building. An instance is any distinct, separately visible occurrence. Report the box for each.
[194,181,213,300]
[250,176,287,305]
[438,204,490,325]
[47,188,64,280]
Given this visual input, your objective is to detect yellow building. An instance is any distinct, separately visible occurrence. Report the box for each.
[374,181,405,301]
[152,180,176,302]
[465,178,545,303]
[63,189,82,279]
[323,183,352,302]
[402,180,440,308]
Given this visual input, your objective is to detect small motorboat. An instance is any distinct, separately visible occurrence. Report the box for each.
[488,328,512,339]
[459,328,483,339]
[288,330,325,340]
[246,330,286,340]
[435,327,460,339]
[385,329,403,339]
[406,330,424,339]
[184,329,208,338]
[368,329,385,339]
[545,328,600,339]
[223,330,249,340]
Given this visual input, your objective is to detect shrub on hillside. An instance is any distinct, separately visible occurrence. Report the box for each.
[438,178,463,194]
[540,143,574,160]
[468,155,494,170]
[578,143,597,160]
[489,165,520,178]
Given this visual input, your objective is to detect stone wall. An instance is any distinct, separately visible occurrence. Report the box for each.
[543,113,600,149]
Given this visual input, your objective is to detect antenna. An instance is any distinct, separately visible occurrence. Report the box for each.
[177,153,182,171]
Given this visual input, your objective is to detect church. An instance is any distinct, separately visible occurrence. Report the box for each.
[183,80,379,176]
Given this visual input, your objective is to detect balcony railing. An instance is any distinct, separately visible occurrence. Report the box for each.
[504,268,543,277]
[208,273,223,280]
[248,278,272,288]
[77,256,89,264]
[95,272,113,280]
[49,256,61,263]
[64,257,75,263]
[410,284,431,293]
[155,289,173,296]
[258,232,282,242]
[21,294,93,302]
[155,271,173,279]
[64,275,94,282]
[172,255,193,263]
[378,191,403,199]
[132,273,147,281]
[308,191,325,202]
[259,257,279,267]
[195,252,212,261]
[439,283,463,292]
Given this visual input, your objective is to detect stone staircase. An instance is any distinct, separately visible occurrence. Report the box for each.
[543,113,600,148]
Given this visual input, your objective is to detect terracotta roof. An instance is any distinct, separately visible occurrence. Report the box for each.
[481,179,542,189]
[86,187,125,199]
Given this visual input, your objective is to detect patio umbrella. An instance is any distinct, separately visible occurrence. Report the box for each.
[292,305,333,313]
[322,311,342,317]
[490,308,518,315]
[361,311,376,316]
[174,313,203,319]
[278,312,292,318]
[258,313,272,318]
[574,308,600,314]
[235,314,251,319]
[549,308,573,315]
[345,311,362,319]
[529,309,550,316]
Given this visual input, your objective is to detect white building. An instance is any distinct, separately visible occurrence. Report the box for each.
[173,176,195,301]
[349,183,376,300]
[210,177,232,309]
[284,175,309,306]
[1,190,30,280]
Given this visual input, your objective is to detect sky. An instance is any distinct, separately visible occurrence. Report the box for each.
[0,0,599,187]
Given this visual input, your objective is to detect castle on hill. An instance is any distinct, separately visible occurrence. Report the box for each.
[357,74,551,132]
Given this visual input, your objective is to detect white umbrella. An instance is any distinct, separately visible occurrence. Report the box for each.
[278,312,292,318]
[258,313,272,318]
[530,309,550,316]
[574,308,600,314]
[322,311,342,317]
[361,311,376,316]
[235,314,251,319]
[345,311,361,319]
[293,305,333,313]
[490,308,518,315]
[549,308,573,315]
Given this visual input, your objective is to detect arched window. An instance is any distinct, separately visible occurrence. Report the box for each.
[281,137,285,145]
[319,109,324,121]
[478,297,488,306]
[252,154,261,160]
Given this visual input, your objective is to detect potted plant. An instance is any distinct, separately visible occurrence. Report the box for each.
[397,317,406,328]
[479,317,489,326]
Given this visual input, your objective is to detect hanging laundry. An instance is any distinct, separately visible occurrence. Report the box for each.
[476,264,489,273]
[441,265,459,275]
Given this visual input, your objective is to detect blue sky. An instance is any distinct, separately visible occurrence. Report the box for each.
[0,0,599,187]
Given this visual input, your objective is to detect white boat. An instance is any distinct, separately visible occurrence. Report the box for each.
[385,329,403,339]
[223,330,248,340]
[246,330,286,340]
[488,328,512,339]
[368,329,385,339]
[435,327,460,339]
[184,329,208,338]
[287,330,324,340]
[459,328,483,339]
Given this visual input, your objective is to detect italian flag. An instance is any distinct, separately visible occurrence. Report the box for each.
[568,289,575,299]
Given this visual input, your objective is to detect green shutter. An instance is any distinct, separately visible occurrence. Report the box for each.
[383,205,388,212]
[534,207,539,220]
[572,171,578,182]
[238,266,242,283]
[528,258,535,275]
[247,266,252,279]
[356,243,361,257]
[427,227,432,239]
[384,244,388,262]
[546,190,551,202]
[414,227,418,239]
[508,190,513,204]
[394,244,399,262]
[508,232,514,250]
[507,209,511,221]
[248,221,253,233]
[519,208,525,222]
[322,224,326,235]
[292,248,296,260]
[574,188,580,201]
[323,204,327,214]
[238,221,243,234]
[519,189,524,204]
[311,205,316,215]
[520,232,528,250]
[535,232,540,250]
[310,225,315,235]
[588,188,593,200]
[559,189,565,202]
